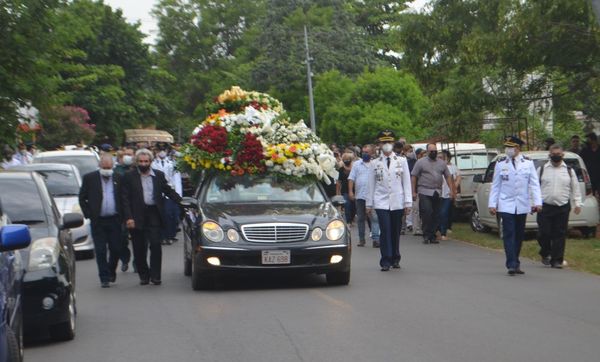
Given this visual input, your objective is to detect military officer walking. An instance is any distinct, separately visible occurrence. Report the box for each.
[366,130,412,271]
[488,136,542,275]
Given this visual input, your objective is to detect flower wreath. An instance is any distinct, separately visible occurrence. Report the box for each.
[178,86,338,184]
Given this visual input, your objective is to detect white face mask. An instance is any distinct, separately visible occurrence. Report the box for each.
[122,155,133,166]
[381,143,393,154]
[100,169,113,178]
[505,147,516,158]
[158,151,167,159]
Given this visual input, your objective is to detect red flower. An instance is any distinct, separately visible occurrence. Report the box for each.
[236,133,265,169]
[191,125,228,153]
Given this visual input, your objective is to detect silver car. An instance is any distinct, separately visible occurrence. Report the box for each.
[471,151,599,238]
[33,150,100,177]
[10,163,95,258]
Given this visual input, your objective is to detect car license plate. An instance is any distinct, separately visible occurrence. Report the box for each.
[261,250,291,265]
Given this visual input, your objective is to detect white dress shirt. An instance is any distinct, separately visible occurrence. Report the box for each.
[488,154,542,214]
[366,154,412,210]
[348,159,371,200]
[538,161,583,207]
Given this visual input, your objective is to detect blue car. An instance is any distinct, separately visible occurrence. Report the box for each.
[0,202,32,362]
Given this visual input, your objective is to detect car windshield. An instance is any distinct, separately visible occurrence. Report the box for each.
[36,170,80,196]
[204,174,326,203]
[456,152,497,170]
[36,155,98,176]
[0,179,47,225]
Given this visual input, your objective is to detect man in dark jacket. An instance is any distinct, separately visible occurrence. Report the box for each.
[79,154,122,288]
[122,148,182,285]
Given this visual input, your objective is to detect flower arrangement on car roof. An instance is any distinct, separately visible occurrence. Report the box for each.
[179,86,338,184]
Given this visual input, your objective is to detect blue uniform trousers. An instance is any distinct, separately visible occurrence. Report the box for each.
[499,212,527,270]
[376,209,404,267]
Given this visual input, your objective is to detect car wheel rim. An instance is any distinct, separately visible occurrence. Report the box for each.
[472,210,482,231]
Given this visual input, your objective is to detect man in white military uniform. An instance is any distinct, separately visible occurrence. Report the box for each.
[489,136,542,276]
[366,130,412,271]
[152,147,179,245]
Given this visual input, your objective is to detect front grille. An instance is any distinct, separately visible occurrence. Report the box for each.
[241,223,309,243]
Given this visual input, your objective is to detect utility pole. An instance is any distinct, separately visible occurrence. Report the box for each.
[304,25,316,134]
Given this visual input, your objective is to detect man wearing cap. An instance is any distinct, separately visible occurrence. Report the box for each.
[489,136,542,276]
[366,130,412,271]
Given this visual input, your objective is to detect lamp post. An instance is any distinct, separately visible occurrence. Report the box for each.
[304,25,316,134]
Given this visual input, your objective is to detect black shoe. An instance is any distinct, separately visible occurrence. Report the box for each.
[541,256,551,266]
[507,269,517,276]
[357,241,365,247]
[380,266,390,272]
[150,279,162,285]
[515,268,525,275]
[422,239,430,244]
[101,282,110,288]
[392,262,401,269]
[110,275,116,283]
[372,241,380,248]
[551,263,563,269]
[121,263,129,272]
[430,239,440,244]
[140,278,150,285]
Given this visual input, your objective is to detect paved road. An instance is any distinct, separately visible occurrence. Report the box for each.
[26,227,600,362]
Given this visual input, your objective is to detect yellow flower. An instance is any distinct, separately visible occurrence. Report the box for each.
[191,163,197,170]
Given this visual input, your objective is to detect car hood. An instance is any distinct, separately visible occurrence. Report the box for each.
[201,202,340,228]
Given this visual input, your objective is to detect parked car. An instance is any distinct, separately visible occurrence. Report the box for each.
[0,203,31,362]
[0,171,83,341]
[470,151,599,237]
[181,173,351,290]
[10,164,94,259]
[33,150,100,177]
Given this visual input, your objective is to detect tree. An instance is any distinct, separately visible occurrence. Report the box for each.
[315,68,429,145]
[38,106,96,148]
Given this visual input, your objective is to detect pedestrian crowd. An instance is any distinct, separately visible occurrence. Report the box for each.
[329,130,600,275]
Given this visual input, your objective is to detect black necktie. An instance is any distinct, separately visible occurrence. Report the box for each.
[161,160,164,166]
[511,158,515,168]
[387,157,390,168]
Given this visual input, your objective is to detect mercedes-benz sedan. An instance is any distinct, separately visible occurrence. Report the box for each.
[181,174,351,290]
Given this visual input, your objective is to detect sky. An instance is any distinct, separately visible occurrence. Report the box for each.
[104,0,430,45]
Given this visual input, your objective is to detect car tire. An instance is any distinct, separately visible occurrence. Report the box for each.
[49,293,76,341]
[6,323,22,362]
[184,255,192,276]
[579,226,596,239]
[326,270,350,286]
[191,256,214,290]
[470,206,490,233]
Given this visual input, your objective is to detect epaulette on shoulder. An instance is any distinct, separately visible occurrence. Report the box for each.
[497,156,507,162]
[521,155,531,160]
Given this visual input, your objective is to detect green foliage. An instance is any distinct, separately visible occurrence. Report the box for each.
[38,106,95,148]
[316,68,429,145]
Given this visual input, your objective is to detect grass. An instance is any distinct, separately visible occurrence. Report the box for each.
[451,223,600,275]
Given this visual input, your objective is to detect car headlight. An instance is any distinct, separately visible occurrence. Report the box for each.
[28,237,60,271]
[227,229,240,242]
[202,221,224,242]
[311,227,323,241]
[326,220,345,241]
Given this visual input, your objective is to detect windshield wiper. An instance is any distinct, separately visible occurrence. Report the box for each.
[11,219,45,225]
[53,193,78,197]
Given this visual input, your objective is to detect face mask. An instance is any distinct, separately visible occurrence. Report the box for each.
[343,160,352,166]
[550,155,563,163]
[406,152,415,159]
[158,151,167,159]
[100,169,113,178]
[361,154,371,162]
[505,147,516,158]
[122,155,133,166]
[428,150,438,160]
[382,143,393,154]
[138,165,150,173]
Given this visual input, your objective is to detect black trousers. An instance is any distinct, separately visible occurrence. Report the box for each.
[537,203,571,265]
[90,216,122,283]
[419,192,441,242]
[119,224,132,265]
[131,206,163,281]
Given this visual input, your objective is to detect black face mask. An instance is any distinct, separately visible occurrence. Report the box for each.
[343,160,352,166]
[550,155,563,163]
[138,165,150,173]
[428,151,438,160]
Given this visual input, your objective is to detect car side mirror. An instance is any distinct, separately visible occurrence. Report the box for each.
[473,174,484,183]
[62,212,84,230]
[0,224,32,251]
[330,195,345,207]
[181,196,199,209]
